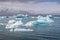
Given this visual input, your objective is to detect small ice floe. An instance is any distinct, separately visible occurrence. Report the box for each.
[8,20,15,24]
[36,16,43,19]
[32,16,35,18]
[47,15,53,18]
[0,16,6,19]
[25,14,28,17]
[16,14,25,18]
[0,23,7,25]
[10,28,34,32]
[0,23,4,25]
[15,18,23,20]
[25,21,36,27]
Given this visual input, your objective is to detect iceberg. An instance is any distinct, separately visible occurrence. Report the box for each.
[47,15,53,18]
[5,14,54,28]
[6,20,24,29]
[15,14,25,18]
[32,16,35,18]
[36,16,43,19]
[6,20,16,29]
[5,20,34,32]
[25,15,54,27]
[25,21,36,27]
[37,16,54,23]
[13,14,29,19]
[8,20,15,24]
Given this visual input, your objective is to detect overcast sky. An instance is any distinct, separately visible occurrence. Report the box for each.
[0,0,60,15]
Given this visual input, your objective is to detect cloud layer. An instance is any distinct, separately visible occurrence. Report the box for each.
[0,1,60,15]
[0,0,60,3]
[0,0,37,2]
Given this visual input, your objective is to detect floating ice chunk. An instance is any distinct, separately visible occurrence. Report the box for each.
[0,23,4,25]
[47,15,53,18]
[12,21,24,28]
[15,18,23,20]
[25,16,54,27]
[6,20,24,29]
[36,20,47,24]
[0,17,4,19]
[25,21,36,27]
[16,14,25,18]
[0,16,6,20]
[37,17,54,23]
[32,16,35,18]
[46,16,54,23]
[10,29,14,32]
[36,16,43,19]
[14,28,34,32]
[0,23,6,25]
[6,20,16,29]
[14,21,23,25]
[25,14,28,17]
[8,20,15,24]
[36,15,54,23]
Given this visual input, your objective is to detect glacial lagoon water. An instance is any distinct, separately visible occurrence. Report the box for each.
[0,15,60,40]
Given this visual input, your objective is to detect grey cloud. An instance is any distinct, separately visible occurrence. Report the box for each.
[0,0,38,2]
[0,0,60,3]
[0,2,60,16]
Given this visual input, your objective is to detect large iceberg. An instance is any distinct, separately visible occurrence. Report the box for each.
[37,16,54,23]
[5,20,26,32]
[6,20,24,29]
[25,15,54,27]
[5,19,34,32]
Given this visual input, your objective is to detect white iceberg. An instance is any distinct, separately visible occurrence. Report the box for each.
[6,20,34,32]
[36,16,43,19]
[8,20,15,24]
[25,21,36,27]
[47,15,53,18]
[32,16,35,18]
[25,15,54,27]
[6,20,16,29]
[6,20,24,29]
[37,16,54,23]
